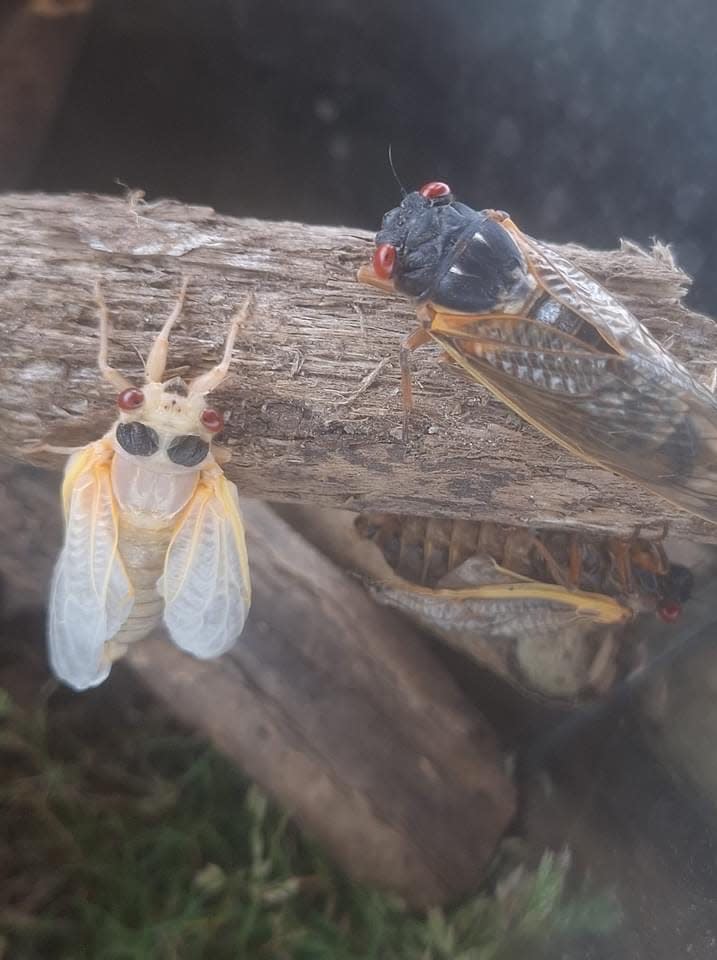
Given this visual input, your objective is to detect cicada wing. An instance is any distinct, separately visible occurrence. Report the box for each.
[433,323,717,523]
[372,556,629,639]
[159,472,251,659]
[48,445,134,691]
[503,222,665,356]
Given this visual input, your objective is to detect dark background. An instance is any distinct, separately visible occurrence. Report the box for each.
[31,0,717,311]
[6,4,717,954]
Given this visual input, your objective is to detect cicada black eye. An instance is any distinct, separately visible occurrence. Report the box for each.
[373,243,396,280]
[167,435,209,467]
[116,421,159,457]
[419,181,452,201]
[117,387,144,411]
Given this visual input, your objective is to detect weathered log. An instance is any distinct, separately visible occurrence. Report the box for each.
[2,192,717,540]
[0,458,515,906]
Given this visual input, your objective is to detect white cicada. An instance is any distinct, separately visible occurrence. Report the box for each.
[46,279,252,690]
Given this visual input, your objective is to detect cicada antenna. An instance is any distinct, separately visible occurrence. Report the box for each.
[388,144,407,198]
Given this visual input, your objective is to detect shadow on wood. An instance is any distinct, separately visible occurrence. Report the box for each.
[0,460,515,906]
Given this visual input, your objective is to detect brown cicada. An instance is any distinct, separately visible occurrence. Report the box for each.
[356,512,693,702]
[358,182,717,525]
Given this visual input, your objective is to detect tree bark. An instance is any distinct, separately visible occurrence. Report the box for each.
[2,191,717,540]
[0,458,515,907]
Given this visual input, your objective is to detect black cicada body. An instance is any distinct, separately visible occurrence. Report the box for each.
[359,182,717,525]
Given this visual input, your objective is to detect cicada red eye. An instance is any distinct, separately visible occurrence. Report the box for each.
[419,181,452,200]
[117,387,144,411]
[201,407,224,433]
[658,602,682,623]
[373,243,396,280]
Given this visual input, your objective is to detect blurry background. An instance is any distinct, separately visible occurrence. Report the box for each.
[16,0,717,311]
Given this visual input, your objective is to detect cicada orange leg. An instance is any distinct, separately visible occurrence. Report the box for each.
[399,323,433,441]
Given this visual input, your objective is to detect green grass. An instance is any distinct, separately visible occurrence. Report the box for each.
[0,682,620,960]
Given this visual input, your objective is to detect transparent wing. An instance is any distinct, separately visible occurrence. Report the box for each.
[425,221,717,522]
[48,445,134,690]
[372,555,630,638]
[434,327,717,524]
[159,472,251,658]
[369,557,628,700]
[505,223,654,352]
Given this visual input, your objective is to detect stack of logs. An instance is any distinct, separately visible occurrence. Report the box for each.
[3,196,717,921]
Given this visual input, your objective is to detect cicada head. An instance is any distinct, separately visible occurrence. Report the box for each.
[114,377,225,470]
[631,552,694,624]
[655,563,694,623]
[358,182,533,313]
[102,282,251,473]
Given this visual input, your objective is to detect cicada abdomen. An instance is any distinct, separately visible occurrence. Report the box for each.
[359,183,717,526]
[356,512,692,703]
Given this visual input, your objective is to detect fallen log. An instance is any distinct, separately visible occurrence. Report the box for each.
[2,192,717,540]
[0,459,516,906]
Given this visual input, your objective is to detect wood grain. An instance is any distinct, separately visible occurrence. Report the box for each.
[2,191,717,540]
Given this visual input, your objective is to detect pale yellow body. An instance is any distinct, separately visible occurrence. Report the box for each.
[47,282,253,690]
[108,516,174,659]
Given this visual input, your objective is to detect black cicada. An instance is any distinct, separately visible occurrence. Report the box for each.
[356,512,693,702]
[358,182,717,525]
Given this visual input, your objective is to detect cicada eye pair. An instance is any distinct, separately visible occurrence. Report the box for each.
[116,388,223,433]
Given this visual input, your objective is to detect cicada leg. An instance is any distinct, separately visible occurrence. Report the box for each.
[212,444,232,466]
[568,535,583,587]
[528,536,573,589]
[609,538,635,595]
[22,439,89,456]
[587,631,618,694]
[399,320,433,441]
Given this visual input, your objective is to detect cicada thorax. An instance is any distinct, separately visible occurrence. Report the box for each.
[355,511,670,615]
[424,223,619,400]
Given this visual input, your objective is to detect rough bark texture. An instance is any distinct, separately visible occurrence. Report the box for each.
[2,191,717,541]
[0,458,515,906]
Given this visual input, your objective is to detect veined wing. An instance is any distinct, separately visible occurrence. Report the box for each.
[159,471,251,658]
[502,219,675,358]
[431,316,717,524]
[48,444,134,690]
[372,553,629,637]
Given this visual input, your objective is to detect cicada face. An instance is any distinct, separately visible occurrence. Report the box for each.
[359,183,717,526]
[362,184,535,313]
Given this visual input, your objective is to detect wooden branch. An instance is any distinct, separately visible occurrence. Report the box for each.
[3,191,717,541]
[0,459,515,906]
